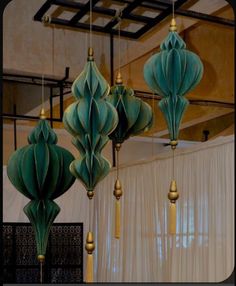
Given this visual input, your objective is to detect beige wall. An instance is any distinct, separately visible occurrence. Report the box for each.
[3,0,111,80]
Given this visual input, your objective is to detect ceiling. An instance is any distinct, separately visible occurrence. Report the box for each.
[2,0,235,145]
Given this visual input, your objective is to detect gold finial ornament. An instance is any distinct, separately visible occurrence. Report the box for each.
[37,255,45,262]
[88,47,94,61]
[115,143,121,152]
[168,180,179,203]
[87,190,94,200]
[170,140,178,150]
[169,18,177,31]
[85,231,95,282]
[113,179,122,200]
[85,231,95,254]
[39,108,47,119]
[115,71,123,85]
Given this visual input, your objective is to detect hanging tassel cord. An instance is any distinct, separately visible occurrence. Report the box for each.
[114,144,122,239]
[85,230,95,283]
[89,0,92,49]
[40,261,43,284]
[86,190,95,283]
[37,255,45,284]
[168,141,179,235]
[118,17,121,74]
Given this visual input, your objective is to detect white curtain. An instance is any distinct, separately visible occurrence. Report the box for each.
[3,135,234,282]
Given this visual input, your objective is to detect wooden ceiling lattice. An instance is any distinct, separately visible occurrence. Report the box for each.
[33,0,234,39]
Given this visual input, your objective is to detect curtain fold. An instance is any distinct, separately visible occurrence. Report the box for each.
[3,135,234,282]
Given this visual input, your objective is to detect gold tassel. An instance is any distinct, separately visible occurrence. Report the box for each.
[113,179,122,239]
[168,180,179,235]
[169,202,176,234]
[115,200,121,239]
[86,254,93,283]
[85,231,95,283]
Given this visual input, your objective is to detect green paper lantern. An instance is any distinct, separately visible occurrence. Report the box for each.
[107,73,153,144]
[143,20,203,141]
[7,116,76,260]
[63,48,118,196]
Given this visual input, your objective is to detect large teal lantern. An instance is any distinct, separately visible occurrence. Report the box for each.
[143,18,203,234]
[7,110,75,263]
[63,48,118,282]
[144,19,203,142]
[107,72,153,239]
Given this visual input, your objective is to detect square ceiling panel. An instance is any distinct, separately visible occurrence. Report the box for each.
[34,0,234,39]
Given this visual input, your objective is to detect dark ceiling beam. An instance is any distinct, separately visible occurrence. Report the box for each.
[69,0,100,24]
[48,17,136,38]
[34,0,54,21]
[53,0,152,23]
[134,0,188,38]
[113,0,235,28]
[104,0,141,31]
[175,9,235,27]
[112,0,172,11]
[53,0,151,23]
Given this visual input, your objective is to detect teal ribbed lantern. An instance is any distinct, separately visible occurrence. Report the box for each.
[107,72,153,239]
[144,18,203,142]
[63,48,118,282]
[63,48,118,197]
[7,110,75,262]
[108,72,153,144]
[143,18,203,234]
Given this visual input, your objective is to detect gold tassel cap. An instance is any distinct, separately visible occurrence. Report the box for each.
[85,231,95,283]
[115,143,121,152]
[115,72,123,85]
[169,18,177,32]
[113,179,122,200]
[170,140,178,150]
[168,180,179,203]
[88,47,94,61]
[168,180,179,234]
[39,108,47,119]
[37,255,45,263]
[87,190,94,200]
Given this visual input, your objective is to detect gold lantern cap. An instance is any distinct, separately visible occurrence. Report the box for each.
[39,108,47,119]
[88,47,94,61]
[115,71,123,85]
[169,18,177,32]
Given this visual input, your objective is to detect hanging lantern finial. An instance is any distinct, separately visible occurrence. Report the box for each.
[39,108,47,119]
[116,71,123,85]
[169,18,177,31]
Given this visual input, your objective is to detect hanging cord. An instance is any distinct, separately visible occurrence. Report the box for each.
[52,24,55,76]
[172,0,175,19]
[89,0,93,48]
[172,147,175,179]
[40,261,43,284]
[41,74,45,110]
[118,18,121,74]
[151,92,155,156]
[116,148,119,179]
[89,196,92,231]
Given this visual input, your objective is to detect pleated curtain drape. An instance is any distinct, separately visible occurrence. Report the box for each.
[3,135,234,282]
